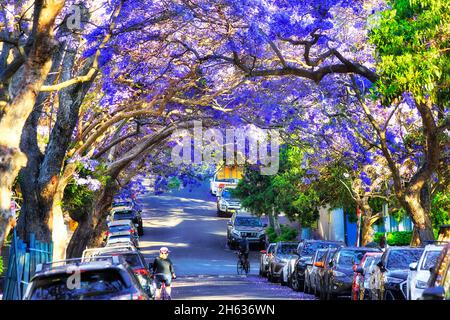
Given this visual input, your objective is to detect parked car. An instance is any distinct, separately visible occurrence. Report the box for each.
[304,249,326,295]
[352,252,382,300]
[316,247,339,299]
[82,245,154,298]
[267,242,299,283]
[407,244,444,300]
[23,256,150,300]
[107,220,139,245]
[323,247,382,300]
[421,243,450,300]
[217,187,241,217]
[106,233,139,248]
[369,246,424,300]
[259,243,276,277]
[227,211,266,249]
[109,209,143,236]
[290,240,344,291]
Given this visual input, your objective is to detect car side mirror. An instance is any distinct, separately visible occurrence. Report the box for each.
[409,262,418,271]
[329,261,334,267]
[377,261,386,272]
[422,286,445,300]
[356,267,364,275]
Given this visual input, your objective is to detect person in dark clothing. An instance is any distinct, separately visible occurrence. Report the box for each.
[238,236,250,265]
[152,247,176,299]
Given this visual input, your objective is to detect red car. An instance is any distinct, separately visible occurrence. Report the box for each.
[352,252,382,300]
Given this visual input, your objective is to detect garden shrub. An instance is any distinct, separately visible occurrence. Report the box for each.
[266,224,298,243]
[374,231,414,246]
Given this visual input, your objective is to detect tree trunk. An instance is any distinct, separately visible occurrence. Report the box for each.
[66,179,119,258]
[360,201,378,246]
[267,208,281,236]
[0,0,65,250]
[405,191,435,246]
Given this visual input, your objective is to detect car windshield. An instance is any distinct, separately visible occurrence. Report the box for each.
[29,270,128,300]
[301,242,341,257]
[363,256,375,268]
[109,235,131,241]
[112,201,132,208]
[337,250,375,267]
[113,211,135,220]
[277,244,298,255]
[235,217,262,227]
[420,250,441,271]
[221,190,237,199]
[386,249,424,270]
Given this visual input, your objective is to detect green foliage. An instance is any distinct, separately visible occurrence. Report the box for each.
[370,0,450,106]
[374,231,413,246]
[167,177,181,190]
[266,225,299,243]
[431,191,450,231]
[0,256,3,275]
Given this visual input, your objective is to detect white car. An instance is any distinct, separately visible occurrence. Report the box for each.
[407,244,443,300]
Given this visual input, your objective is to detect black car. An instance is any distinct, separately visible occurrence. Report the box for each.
[111,209,144,236]
[267,242,299,283]
[378,246,424,300]
[289,240,344,291]
[323,246,382,299]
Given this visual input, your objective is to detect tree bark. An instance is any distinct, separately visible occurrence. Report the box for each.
[66,179,119,258]
[0,0,65,251]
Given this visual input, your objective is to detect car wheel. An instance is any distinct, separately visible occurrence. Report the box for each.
[291,273,300,291]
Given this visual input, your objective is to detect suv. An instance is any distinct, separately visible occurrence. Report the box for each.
[23,256,150,300]
[370,246,424,300]
[290,240,344,292]
[82,246,154,298]
[407,244,444,300]
[110,209,143,236]
[217,188,241,217]
[267,242,299,283]
[421,243,450,300]
[227,212,266,249]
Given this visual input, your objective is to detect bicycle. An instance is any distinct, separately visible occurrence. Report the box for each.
[153,273,175,300]
[236,251,250,275]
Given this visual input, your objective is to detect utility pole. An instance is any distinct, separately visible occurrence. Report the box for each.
[356,206,361,247]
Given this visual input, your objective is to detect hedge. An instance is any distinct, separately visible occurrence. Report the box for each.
[266,224,298,243]
[374,231,413,246]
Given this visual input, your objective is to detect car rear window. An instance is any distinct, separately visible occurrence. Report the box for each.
[277,244,298,255]
[109,225,131,233]
[113,201,132,207]
[29,269,129,300]
[113,211,135,220]
[387,249,424,269]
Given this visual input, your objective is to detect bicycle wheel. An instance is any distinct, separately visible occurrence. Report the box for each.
[244,260,250,274]
[237,261,244,275]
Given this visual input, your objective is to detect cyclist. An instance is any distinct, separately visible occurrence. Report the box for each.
[152,247,176,300]
[238,236,250,267]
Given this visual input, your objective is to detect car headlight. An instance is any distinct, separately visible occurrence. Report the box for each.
[416,280,428,289]
[385,276,403,284]
[221,200,228,206]
[334,271,347,277]
[231,230,241,237]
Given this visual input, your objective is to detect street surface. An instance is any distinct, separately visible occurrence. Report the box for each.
[138,182,315,299]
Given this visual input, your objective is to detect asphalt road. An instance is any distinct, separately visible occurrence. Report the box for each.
[139,182,314,300]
